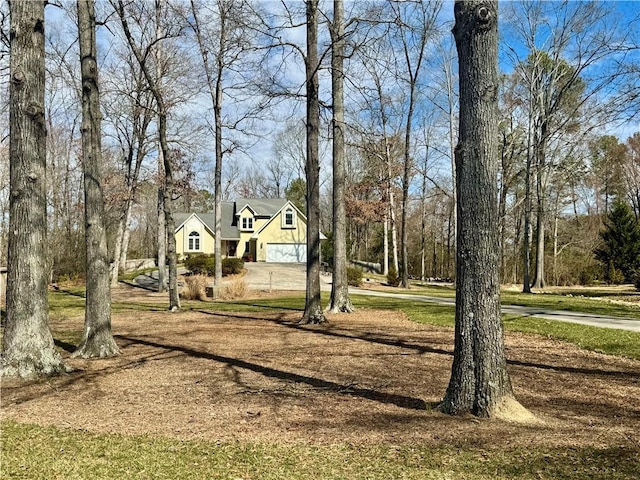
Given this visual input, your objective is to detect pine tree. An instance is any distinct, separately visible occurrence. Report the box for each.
[595,200,640,284]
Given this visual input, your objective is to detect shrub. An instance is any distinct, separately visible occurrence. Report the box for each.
[386,267,400,287]
[606,260,625,285]
[347,267,363,287]
[222,258,244,276]
[633,270,640,292]
[181,274,208,301]
[184,254,214,276]
[219,279,248,300]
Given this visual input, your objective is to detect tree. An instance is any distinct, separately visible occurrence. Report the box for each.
[2,0,67,377]
[328,0,353,313]
[625,133,640,218]
[285,178,307,214]
[441,0,526,418]
[389,0,442,288]
[188,0,260,298]
[300,0,325,325]
[503,1,637,291]
[74,0,120,358]
[105,43,156,287]
[595,199,640,284]
[589,135,627,216]
[115,0,181,310]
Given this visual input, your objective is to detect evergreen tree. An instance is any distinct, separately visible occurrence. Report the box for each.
[595,200,640,284]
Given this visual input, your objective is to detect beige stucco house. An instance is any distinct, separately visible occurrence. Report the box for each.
[175,198,321,263]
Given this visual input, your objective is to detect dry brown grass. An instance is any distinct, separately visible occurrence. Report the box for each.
[180,275,208,301]
[219,278,248,300]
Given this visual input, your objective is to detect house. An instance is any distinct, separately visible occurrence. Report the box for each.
[174,198,321,263]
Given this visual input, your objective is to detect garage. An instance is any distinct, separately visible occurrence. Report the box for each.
[266,243,306,263]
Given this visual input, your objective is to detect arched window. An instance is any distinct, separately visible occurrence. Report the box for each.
[188,231,200,251]
[283,207,296,228]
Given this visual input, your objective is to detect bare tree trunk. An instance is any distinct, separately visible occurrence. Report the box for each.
[328,0,353,313]
[390,193,399,273]
[383,214,389,276]
[532,142,546,289]
[441,0,525,419]
[300,0,325,324]
[2,0,67,377]
[521,108,533,293]
[118,209,132,273]
[157,155,167,293]
[117,0,179,310]
[74,0,119,358]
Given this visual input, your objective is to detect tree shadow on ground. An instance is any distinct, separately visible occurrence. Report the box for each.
[114,334,428,411]
[196,310,637,380]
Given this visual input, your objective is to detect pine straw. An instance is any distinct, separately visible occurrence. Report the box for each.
[2,293,639,452]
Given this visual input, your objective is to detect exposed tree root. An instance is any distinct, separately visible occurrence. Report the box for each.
[72,341,121,359]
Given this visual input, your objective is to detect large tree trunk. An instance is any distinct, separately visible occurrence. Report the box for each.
[74,0,120,359]
[2,0,67,377]
[328,0,353,313]
[441,0,526,419]
[301,0,325,324]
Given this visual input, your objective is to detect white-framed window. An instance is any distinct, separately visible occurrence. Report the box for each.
[241,216,254,230]
[188,231,200,251]
[282,207,296,228]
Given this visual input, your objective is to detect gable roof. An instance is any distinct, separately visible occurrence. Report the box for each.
[174,202,239,240]
[175,198,316,241]
[250,200,308,239]
[234,198,290,218]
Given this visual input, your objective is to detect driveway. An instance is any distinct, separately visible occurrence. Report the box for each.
[243,262,332,291]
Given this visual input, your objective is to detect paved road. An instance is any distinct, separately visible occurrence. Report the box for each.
[134,263,640,332]
[349,288,640,332]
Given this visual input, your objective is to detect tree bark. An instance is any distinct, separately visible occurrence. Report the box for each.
[301,0,325,324]
[74,0,120,358]
[328,0,353,313]
[2,0,67,377]
[441,0,522,418]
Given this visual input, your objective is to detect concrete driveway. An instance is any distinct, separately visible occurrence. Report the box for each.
[243,262,332,291]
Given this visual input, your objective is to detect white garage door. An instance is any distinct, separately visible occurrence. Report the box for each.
[266,243,306,263]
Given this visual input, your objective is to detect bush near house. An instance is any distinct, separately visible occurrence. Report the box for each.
[222,258,244,276]
[184,254,244,277]
[184,254,215,276]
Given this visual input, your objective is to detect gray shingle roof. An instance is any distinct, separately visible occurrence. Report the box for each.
[234,198,288,217]
[175,199,291,241]
[175,201,239,240]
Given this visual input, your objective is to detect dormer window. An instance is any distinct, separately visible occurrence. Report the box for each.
[241,216,254,231]
[282,207,296,228]
[188,231,200,251]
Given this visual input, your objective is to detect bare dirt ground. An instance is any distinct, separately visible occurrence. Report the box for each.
[2,284,639,450]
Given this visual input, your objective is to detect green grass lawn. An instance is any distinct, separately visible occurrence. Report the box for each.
[2,421,638,480]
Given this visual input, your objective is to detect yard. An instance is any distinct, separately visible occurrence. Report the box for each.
[1,284,639,479]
